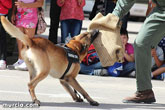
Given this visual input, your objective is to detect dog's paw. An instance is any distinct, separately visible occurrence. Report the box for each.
[33,99,41,106]
[75,98,83,102]
[90,101,99,106]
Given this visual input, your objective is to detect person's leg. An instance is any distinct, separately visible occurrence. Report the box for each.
[15,28,35,71]
[0,20,7,69]
[0,20,7,61]
[134,18,165,92]
[80,62,102,75]
[49,0,61,44]
[61,20,70,43]
[16,27,24,59]
[123,16,165,103]
[24,28,36,38]
[119,62,135,77]
[121,12,130,30]
[70,19,82,37]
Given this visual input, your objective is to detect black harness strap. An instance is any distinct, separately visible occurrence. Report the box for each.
[60,60,72,79]
[60,45,80,79]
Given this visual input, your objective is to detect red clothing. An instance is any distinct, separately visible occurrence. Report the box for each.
[0,0,12,14]
[57,0,85,20]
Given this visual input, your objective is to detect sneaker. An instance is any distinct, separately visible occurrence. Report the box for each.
[128,71,136,77]
[93,69,108,76]
[122,89,156,104]
[0,60,6,70]
[15,62,28,71]
[7,59,24,70]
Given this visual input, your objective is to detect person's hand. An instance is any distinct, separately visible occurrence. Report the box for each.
[15,1,26,8]
[11,14,16,25]
[151,48,157,57]
[60,0,65,4]
[78,0,82,5]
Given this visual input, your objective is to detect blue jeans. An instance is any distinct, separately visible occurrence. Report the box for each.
[61,19,82,43]
[80,62,102,75]
[119,62,135,77]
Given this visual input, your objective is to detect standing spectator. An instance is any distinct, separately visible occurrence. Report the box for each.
[9,0,44,70]
[0,0,12,69]
[48,0,61,44]
[112,0,165,103]
[57,0,85,43]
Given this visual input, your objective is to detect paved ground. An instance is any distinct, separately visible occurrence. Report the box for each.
[0,70,165,110]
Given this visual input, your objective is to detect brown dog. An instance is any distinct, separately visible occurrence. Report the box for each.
[1,16,99,106]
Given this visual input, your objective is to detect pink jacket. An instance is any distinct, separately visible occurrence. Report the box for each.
[57,0,85,20]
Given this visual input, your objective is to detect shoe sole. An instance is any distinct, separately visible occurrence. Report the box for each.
[7,65,16,70]
[123,97,156,104]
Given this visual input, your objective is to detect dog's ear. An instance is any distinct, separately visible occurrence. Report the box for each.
[80,43,87,53]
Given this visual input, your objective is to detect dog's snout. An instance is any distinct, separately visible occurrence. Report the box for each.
[91,29,99,43]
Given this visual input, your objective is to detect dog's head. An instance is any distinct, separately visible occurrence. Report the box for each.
[66,29,99,61]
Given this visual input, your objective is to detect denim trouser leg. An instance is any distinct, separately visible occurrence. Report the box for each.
[80,62,102,75]
[61,20,70,43]
[70,19,82,37]
[134,16,165,91]
[61,19,82,43]
[120,62,135,77]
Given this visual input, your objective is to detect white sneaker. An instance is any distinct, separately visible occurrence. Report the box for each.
[13,59,24,66]
[0,60,6,70]
[128,71,136,77]
[15,62,28,71]
[7,59,24,70]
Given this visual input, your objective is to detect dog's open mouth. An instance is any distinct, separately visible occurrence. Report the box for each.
[91,29,99,43]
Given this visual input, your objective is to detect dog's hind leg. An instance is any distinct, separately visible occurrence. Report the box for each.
[60,80,83,102]
[28,55,50,106]
[24,60,36,81]
[66,77,99,106]
[28,70,49,106]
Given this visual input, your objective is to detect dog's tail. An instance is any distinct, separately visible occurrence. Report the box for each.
[1,16,32,47]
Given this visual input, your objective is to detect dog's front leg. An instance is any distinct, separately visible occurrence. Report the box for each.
[60,80,83,102]
[66,77,99,106]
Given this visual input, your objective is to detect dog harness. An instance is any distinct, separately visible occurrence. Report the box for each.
[60,45,80,79]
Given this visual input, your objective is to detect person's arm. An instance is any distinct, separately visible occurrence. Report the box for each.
[57,0,65,7]
[11,0,17,24]
[151,48,164,67]
[15,0,44,8]
[123,44,134,62]
[77,0,85,7]
[146,0,156,16]
[112,0,136,19]
[124,53,134,62]
[152,67,165,77]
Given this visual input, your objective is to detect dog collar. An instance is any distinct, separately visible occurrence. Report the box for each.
[60,45,80,79]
